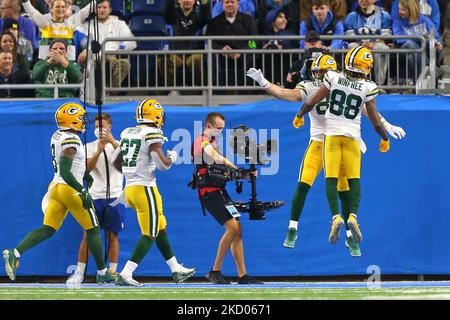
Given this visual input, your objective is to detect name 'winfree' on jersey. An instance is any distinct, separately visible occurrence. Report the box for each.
[323,70,378,139]
[119,125,165,187]
[51,130,85,186]
[296,80,328,142]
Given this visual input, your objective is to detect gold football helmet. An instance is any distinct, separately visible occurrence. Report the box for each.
[344,46,374,78]
[310,54,337,81]
[136,98,165,128]
[55,102,86,133]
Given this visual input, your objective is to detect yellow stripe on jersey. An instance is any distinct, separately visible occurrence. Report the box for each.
[295,84,307,95]
[61,139,80,146]
[367,89,379,97]
[144,134,163,141]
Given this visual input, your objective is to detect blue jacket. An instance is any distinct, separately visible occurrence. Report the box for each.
[0,16,38,49]
[212,0,256,18]
[344,6,392,36]
[392,14,442,44]
[391,0,440,32]
[299,11,344,50]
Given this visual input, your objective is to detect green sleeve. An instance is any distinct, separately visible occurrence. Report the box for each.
[67,62,82,83]
[31,59,48,81]
[60,156,84,192]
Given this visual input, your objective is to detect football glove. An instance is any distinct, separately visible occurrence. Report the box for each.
[386,125,406,140]
[292,115,304,128]
[80,188,94,210]
[246,68,269,88]
[167,150,178,163]
[379,139,390,153]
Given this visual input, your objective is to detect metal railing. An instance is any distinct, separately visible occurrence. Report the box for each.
[0,34,438,104]
[98,34,436,105]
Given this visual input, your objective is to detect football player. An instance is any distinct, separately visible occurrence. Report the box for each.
[112,98,195,286]
[3,102,117,283]
[247,54,405,257]
[296,46,391,246]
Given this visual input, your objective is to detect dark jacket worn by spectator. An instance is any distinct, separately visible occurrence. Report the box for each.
[257,0,299,34]
[0,50,31,97]
[163,0,211,50]
[206,11,259,50]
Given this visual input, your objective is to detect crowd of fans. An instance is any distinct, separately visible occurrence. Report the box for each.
[0,0,447,97]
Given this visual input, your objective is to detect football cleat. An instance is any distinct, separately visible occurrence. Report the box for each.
[345,236,362,257]
[3,249,19,281]
[172,264,196,284]
[347,214,363,243]
[66,270,84,284]
[96,270,118,284]
[283,228,298,249]
[115,274,143,287]
[328,215,344,244]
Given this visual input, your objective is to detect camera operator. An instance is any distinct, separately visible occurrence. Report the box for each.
[191,112,262,285]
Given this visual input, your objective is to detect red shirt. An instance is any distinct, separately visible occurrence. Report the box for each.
[192,134,223,196]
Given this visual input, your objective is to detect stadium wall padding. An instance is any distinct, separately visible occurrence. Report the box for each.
[0,95,449,277]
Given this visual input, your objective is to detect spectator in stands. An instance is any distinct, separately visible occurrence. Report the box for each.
[212,0,256,18]
[32,38,82,97]
[1,18,34,64]
[347,0,393,12]
[344,0,392,84]
[0,30,31,74]
[21,0,92,61]
[436,0,446,38]
[392,0,443,81]
[299,0,344,50]
[206,0,259,86]
[257,0,299,34]
[285,30,326,88]
[0,0,38,49]
[262,9,297,85]
[391,0,440,33]
[159,0,211,92]
[79,0,136,88]
[299,0,347,21]
[0,49,32,97]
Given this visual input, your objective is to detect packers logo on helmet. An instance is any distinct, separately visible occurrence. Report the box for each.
[136,98,165,128]
[310,54,337,81]
[344,46,374,77]
[55,102,86,133]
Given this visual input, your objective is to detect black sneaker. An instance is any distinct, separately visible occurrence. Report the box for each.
[238,274,264,284]
[205,270,230,284]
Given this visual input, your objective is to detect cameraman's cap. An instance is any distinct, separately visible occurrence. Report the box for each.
[2,18,19,32]
[305,31,320,42]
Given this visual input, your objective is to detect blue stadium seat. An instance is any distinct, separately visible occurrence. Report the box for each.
[110,0,124,14]
[132,0,164,14]
[129,15,166,36]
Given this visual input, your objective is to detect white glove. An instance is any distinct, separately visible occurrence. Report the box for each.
[246,68,269,88]
[380,117,406,139]
[167,150,178,163]
[386,125,406,139]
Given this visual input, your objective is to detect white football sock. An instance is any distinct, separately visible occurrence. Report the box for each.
[77,262,86,274]
[13,249,20,258]
[288,220,298,230]
[97,268,107,276]
[346,230,352,238]
[166,256,180,272]
[121,260,138,277]
[109,263,118,273]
